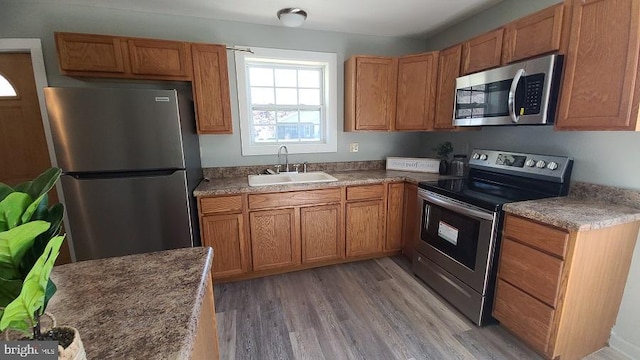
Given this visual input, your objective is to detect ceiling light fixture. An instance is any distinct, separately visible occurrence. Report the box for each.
[277,8,307,28]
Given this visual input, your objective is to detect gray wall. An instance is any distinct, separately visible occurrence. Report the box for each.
[423,0,640,357]
[1,0,428,168]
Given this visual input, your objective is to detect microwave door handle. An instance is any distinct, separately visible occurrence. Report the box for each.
[508,68,526,123]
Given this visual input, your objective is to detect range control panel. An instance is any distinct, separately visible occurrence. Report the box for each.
[468,149,572,182]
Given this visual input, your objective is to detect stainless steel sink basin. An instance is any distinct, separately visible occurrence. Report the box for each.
[248,171,338,187]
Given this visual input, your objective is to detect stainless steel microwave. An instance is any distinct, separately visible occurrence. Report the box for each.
[453,54,563,126]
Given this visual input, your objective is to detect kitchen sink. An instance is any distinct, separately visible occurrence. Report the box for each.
[248,171,339,187]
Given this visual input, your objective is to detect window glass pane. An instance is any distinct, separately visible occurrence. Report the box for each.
[253,125,276,143]
[249,67,273,86]
[0,74,17,97]
[298,70,320,88]
[277,124,299,141]
[299,89,321,105]
[299,110,320,124]
[252,110,276,125]
[275,88,297,105]
[299,124,320,141]
[276,110,298,124]
[274,69,297,87]
[250,87,274,105]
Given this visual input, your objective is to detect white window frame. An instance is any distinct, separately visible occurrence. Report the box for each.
[235,46,338,156]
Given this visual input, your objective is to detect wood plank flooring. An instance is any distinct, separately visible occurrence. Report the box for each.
[214,256,629,360]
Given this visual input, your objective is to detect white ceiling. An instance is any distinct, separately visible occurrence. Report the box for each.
[47,0,504,38]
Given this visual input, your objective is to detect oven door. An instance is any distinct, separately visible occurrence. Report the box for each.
[416,189,498,294]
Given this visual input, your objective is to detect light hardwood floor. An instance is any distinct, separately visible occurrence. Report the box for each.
[214,256,629,360]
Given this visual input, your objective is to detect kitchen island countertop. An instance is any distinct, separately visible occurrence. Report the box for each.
[47,247,214,359]
[503,182,640,231]
[194,169,457,197]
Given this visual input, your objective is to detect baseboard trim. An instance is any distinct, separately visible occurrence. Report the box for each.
[610,331,640,359]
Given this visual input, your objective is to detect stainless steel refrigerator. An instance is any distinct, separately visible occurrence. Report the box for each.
[44,87,202,261]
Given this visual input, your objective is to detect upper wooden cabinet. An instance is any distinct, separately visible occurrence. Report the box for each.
[344,56,398,131]
[461,28,504,75]
[502,4,564,64]
[128,39,191,78]
[56,33,127,74]
[54,32,233,134]
[556,0,640,130]
[395,52,439,131]
[434,44,462,130]
[191,44,233,134]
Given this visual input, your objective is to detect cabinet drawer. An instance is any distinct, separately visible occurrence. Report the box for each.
[504,214,569,258]
[249,188,341,210]
[498,239,564,307]
[346,184,385,201]
[493,279,555,355]
[200,195,242,214]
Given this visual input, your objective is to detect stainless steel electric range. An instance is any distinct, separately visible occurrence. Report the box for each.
[413,149,573,326]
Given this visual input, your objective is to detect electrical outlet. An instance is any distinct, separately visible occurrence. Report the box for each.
[349,143,359,152]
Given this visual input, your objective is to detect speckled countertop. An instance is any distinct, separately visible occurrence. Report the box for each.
[503,182,640,231]
[194,169,458,197]
[47,247,213,359]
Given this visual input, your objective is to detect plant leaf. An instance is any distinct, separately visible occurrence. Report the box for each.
[43,279,57,311]
[0,183,14,203]
[0,277,23,316]
[0,192,33,231]
[23,168,61,204]
[19,204,65,276]
[0,221,50,281]
[0,236,64,334]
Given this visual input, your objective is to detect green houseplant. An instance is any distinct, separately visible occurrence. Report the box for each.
[0,168,85,358]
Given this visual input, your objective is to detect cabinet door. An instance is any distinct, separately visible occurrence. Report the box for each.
[556,0,640,130]
[250,208,300,271]
[434,44,462,130]
[346,200,384,257]
[385,183,404,252]
[395,52,439,131]
[55,32,126,74]
[502,4,564,64]
[301,204,343,264]
[191,44,233,134]
[345,56,398,131]
[127,39,191,78]
[461,28,504,75]
[201,214,248,279]
[401,183,419,259]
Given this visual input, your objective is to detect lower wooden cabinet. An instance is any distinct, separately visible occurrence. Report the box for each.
[201,213,248,279]
[401,183,419,258]
[494,214,640,359]
[301,204,343,264]
[346,200,384,256]
[249,208,300,271]
[385,182,404,252]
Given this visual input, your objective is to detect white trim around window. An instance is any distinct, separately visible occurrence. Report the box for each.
[235,46,338,156]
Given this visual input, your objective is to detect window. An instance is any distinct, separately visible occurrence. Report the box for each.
[235,47,337,155]
[0,73,17,97]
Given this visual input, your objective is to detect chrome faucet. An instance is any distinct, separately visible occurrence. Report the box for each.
[277,145,289,173]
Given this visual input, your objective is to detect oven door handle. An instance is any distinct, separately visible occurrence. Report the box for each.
[508,68,526,123]
[419,190,494,221]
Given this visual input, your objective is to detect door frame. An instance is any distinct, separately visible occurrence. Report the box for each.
[0,38,76,261]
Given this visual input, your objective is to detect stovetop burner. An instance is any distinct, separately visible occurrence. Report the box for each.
[419,149,573,212]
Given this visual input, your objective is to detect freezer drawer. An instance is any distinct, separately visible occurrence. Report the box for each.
[62,171,193,261]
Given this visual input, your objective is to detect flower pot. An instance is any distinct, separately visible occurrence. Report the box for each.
[57,326,87,360]
[439,159,450,175]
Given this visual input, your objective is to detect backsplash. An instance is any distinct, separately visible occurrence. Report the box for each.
[203,160,386,179]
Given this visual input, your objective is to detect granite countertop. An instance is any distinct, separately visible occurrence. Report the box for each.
[47,247,213,359]
[194,169,458,197]
[503,182,640,231]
